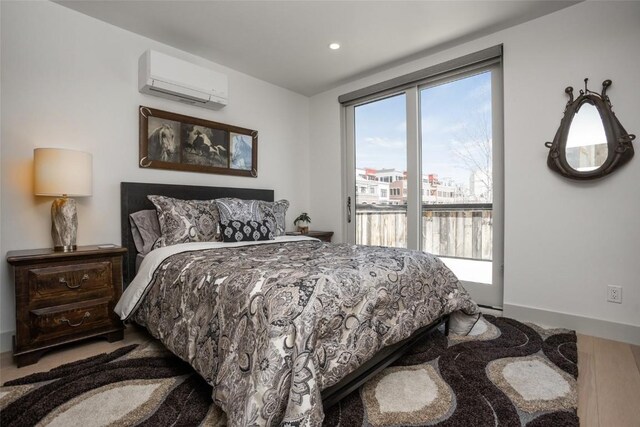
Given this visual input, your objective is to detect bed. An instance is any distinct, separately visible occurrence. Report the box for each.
[117,182,478,426]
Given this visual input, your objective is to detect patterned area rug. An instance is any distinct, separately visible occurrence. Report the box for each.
[0,316,578,426]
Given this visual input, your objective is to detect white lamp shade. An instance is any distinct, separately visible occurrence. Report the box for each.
[34,148,93,197]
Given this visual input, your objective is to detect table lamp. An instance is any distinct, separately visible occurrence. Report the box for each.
[34,148,93,252]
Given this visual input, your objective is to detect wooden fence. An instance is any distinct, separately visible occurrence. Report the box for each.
[355,204,493,260]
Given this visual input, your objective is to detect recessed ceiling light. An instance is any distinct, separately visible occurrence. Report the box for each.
[329,43,340,50]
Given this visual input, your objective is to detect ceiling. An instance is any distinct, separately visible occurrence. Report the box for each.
[56,1,579,96]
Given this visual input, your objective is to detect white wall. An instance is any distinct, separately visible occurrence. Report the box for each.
[0,1,310,351]
[309,1,640,342]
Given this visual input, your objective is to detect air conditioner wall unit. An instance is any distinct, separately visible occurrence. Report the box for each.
[138,50,228,110]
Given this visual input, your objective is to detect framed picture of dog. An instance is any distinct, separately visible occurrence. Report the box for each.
[139,106,258,177]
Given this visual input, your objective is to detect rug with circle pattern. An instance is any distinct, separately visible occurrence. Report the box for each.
[0,315,578,426]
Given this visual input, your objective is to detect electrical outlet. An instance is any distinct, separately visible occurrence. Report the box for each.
[607,285,622,304]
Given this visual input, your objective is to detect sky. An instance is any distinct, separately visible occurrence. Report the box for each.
[355,71,492,187]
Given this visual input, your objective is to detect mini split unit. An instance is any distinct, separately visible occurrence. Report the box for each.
[138,49,228,110]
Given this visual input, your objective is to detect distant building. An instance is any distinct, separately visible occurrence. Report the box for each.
[421,174,464,204]
[375,169,405,183]
[469,170,491,202]
[389,179,406,204]
[355,168,390,204]
[377,169,406,205]
[356,168,470,205]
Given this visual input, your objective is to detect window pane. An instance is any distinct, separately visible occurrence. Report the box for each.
[421,72,492,205]
[354,94,407,248]
[420,72,492,283]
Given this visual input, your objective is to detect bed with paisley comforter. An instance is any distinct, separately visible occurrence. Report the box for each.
[115,235,478,426]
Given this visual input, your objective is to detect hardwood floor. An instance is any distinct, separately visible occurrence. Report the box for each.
[0,324,152,384]
[1,327,639,426]
[584,335,640,427]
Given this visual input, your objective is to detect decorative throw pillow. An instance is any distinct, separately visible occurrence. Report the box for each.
[258,200,289,237]
[219,220,274,242]
[215,198,262,223]
[216,198,290,237]
[129,209,161,254]
[148,195,220,248]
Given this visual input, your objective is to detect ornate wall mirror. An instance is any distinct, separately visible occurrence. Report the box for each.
[545,79,635,180]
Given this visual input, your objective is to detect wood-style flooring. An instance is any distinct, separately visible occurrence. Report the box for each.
[1,326,639,426]
[577,334,640,427]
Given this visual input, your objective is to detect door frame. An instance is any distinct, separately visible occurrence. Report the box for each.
[342,62,504,308]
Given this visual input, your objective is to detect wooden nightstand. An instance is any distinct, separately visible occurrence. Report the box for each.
[6,245,127,367]
[287,231,334,242]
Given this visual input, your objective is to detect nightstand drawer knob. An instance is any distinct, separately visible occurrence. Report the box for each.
[59,274,89,289]
[59,311,91,327]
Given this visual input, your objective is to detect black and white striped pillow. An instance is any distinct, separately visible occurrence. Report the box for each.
[219,219,274,242]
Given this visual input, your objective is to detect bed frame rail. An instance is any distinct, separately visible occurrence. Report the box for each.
[321,314,449,409]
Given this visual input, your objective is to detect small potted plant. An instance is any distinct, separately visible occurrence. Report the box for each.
[294,212,311,234]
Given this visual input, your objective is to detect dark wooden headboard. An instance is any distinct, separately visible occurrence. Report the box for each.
[120,182,274,285]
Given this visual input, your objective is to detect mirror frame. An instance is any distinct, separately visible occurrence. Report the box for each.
[545,79,635,180]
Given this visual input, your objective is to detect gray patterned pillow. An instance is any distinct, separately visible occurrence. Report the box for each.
[215,198,262,224]
[215,198,290,237]
[258,200,289,236]
[129,209,161,254]
[148,195,220,248]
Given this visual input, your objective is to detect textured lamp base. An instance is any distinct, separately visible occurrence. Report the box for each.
[51,197,78,252]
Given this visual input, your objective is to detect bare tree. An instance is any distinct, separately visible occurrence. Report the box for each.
[451,111,492,201]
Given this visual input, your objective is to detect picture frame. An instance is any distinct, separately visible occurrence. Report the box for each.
[139,106,258,177]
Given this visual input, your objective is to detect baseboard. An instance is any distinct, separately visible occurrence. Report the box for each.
[1,331,13,354]
[503,303,640,345]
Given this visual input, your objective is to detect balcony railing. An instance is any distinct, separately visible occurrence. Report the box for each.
[355,203,493,260]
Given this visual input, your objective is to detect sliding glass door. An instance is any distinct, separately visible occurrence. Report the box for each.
[344,64,503,308]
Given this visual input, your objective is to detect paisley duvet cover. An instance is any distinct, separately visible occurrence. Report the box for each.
[115,237,478,426]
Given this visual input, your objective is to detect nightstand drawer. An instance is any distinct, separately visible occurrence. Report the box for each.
[29,298,114,343]
[28,262,113,304]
